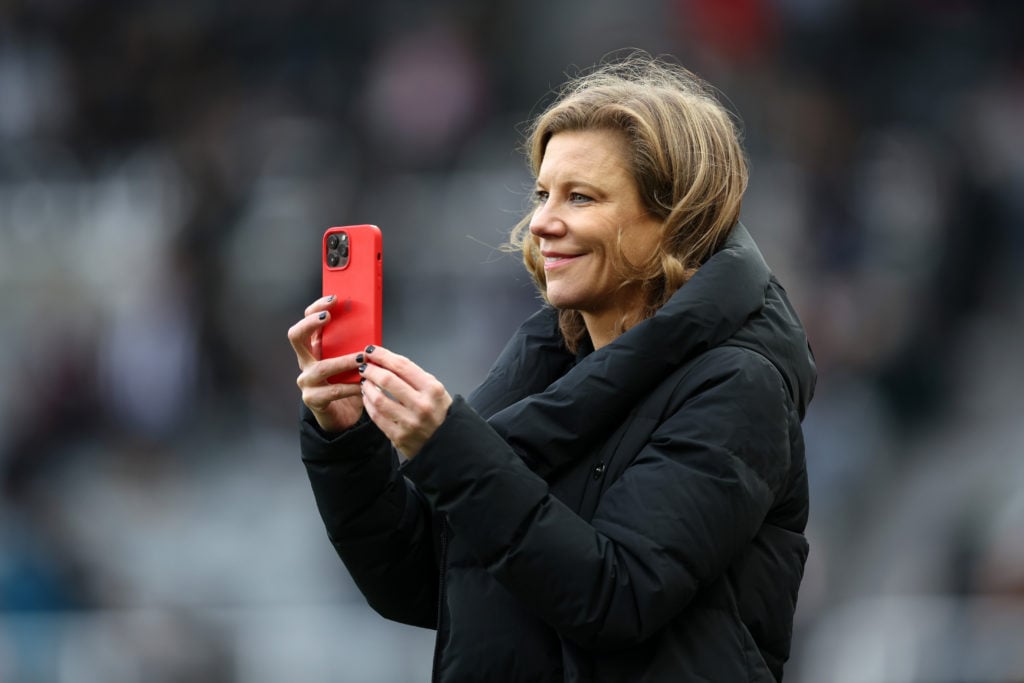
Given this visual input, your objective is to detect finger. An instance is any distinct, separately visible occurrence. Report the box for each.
[362,346,440,394]
[358,361,416,410]
[304,295,337,318]
[361,379,446,460]
[298,353,362,388]
[287,310,333,366]
[360,379,395,420]
[360,380,407,441]
[310,324,323,359]
[300,379,363,412]
[362,350,450,420]
[359,362,447,434]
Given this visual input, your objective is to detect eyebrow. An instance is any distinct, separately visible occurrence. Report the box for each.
[534,179,605,195]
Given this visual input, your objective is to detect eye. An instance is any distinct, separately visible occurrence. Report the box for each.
[533,189,549,205]
[569,192,593,204]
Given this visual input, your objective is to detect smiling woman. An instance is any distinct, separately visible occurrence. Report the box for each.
[288,52,815,682]
[528,129,663,349]
[510,56,749,353]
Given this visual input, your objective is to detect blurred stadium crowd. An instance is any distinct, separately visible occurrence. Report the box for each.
[1,0,1022,681]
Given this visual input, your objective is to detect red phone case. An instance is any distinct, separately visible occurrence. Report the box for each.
[321,225,383,383]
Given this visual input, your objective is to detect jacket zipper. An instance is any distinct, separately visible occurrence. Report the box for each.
[431,519,448,682]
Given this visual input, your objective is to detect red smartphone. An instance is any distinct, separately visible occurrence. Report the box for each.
[321,224,383,383]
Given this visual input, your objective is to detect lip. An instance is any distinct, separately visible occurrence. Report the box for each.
[542,250,583,271]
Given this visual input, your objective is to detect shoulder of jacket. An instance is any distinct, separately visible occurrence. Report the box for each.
[659,344,788,410]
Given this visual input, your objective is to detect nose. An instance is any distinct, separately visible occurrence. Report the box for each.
[529,200,566,239]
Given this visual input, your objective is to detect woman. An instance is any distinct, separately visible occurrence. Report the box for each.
[288,55,815,682]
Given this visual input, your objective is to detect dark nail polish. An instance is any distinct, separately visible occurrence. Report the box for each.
[318,312,327,320]
[365,345,376,354]
[358,363,367,373]
[355,353,364,364]
[326,295,335,303]
[360,377,366,384]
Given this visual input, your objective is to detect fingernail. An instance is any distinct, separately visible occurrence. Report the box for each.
[355,353,364,364]
[318,312,327,320]
[357,363,367,373]
[365,345,376,354]
[326,295,335,303]
[360,377,366,384]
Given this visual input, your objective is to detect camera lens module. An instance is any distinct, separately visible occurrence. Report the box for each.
[327,234,340,250]
[327,252,340,267]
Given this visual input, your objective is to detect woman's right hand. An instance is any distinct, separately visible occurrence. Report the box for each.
[287,296,365,433]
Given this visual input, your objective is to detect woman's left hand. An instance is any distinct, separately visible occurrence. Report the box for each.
[358,346,453,459]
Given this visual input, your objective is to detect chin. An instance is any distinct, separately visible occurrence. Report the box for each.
[544,289,577,311]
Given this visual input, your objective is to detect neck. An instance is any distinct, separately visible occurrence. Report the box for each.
[581,310,622,350]
[581,288,647,350]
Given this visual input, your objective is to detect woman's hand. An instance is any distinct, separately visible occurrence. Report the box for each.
[357,346,453,459]
[287,296,365,433]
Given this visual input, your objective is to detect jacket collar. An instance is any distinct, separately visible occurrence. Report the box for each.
[475,223,771,477]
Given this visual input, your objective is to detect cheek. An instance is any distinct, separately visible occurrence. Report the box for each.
[623,223,662,265]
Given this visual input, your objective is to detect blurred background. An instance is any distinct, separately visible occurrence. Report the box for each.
[1,0,1022,681]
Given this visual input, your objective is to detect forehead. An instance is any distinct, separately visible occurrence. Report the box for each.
[538,129,633,181]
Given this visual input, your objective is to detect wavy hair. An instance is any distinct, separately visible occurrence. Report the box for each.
[509,52,748,351]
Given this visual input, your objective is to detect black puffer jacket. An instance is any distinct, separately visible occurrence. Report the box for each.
[301,224,816,682]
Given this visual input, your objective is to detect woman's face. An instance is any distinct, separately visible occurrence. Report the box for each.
[529,129,662,322]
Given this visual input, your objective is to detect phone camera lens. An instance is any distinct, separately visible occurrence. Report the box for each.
[327,234,340,250]
[340,244,349,258]
[327,252,340,267]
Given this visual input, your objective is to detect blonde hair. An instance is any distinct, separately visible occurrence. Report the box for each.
[510,52,748,352]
